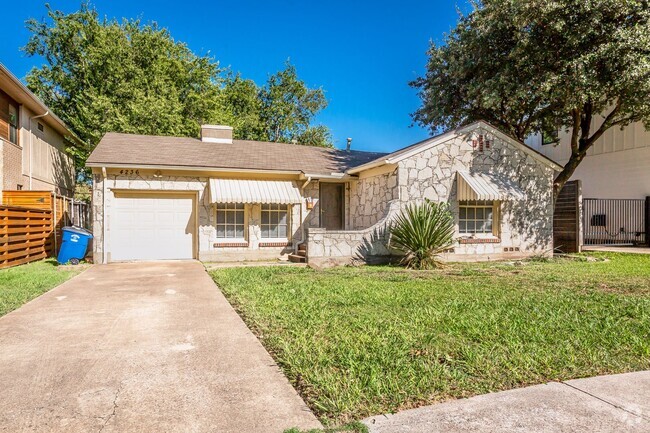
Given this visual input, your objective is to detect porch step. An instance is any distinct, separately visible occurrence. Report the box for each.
[296,249,307,257]
[298,243,307,251]
[288,253,306,263]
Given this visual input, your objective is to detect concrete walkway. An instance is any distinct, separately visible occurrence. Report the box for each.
[0,261,320,433]
[364,371,650,432]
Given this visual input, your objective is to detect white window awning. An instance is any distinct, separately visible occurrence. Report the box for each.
[209,179,302,204]
[456,171,526,201]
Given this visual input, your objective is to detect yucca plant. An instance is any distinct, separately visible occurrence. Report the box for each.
[389,200,455,269]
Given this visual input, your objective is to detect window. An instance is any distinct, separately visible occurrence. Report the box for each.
[37,122,44,132]
[261,204,289,239]
[541,130,558,145]
[0,90,19,145]
[541,118,559,145]
[459,201,495,235]
[8,104,17,144]
[215,203,245,239]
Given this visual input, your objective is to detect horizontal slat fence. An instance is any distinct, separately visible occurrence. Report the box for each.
[0,205,53,269]
[2,191,69,250]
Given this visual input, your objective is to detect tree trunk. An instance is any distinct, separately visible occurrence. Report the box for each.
[553,152,585,202]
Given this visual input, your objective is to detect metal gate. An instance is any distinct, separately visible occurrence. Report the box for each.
[583,198,647,246]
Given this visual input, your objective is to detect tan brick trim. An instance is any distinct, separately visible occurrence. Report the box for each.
[213,242,248,248]
[259,241,291,248]
[458,238,501,244]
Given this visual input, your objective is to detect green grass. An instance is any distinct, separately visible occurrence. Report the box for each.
[0,259,84,317]
[210,252,650,424]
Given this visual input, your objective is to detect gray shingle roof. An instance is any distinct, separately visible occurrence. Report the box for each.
[86,132,388,176]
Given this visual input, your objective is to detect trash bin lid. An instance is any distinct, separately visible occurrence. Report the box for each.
[62,226,93,236]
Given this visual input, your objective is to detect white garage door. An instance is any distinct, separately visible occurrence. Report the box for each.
[110,193,195,261]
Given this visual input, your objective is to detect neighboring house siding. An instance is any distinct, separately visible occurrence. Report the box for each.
[525,119,650,199]
[570,146,650,199]
[18,105,75,196]
[349,167,398,229]
[398,133,555,256]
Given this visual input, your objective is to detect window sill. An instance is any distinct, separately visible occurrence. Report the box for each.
[458,237,501,244]
[259,240,291,247]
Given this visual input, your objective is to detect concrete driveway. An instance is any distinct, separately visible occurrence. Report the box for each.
[0,261,320,433]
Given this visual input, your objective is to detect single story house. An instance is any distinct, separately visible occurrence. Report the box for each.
[86,121,561,265]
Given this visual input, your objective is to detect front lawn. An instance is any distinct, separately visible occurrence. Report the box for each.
[0,259,84,317]
[210,253,650,424]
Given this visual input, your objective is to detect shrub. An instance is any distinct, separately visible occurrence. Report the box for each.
[389,200,454,269]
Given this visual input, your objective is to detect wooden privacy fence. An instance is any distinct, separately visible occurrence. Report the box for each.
[0,205,53,269]
[3,191,66,250]
[0,190,91,269]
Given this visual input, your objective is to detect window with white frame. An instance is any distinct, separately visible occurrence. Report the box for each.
[215,203,245,239]
[261,204,289,239]
[459,201,495,235]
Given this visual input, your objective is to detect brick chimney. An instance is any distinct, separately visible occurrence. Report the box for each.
[201,125,233,144]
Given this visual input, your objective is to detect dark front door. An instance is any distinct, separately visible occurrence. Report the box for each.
[320,183,344,230]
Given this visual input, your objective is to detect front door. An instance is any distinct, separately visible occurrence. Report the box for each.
[320,183,344,230]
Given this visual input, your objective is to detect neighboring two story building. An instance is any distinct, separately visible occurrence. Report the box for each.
[0,63,77,200]
[526,118,650,246]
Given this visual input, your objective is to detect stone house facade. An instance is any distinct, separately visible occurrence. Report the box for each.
[87,121,560,265]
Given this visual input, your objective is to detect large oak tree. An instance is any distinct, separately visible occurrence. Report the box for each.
[23,2,332,178]
[412,0,650,199]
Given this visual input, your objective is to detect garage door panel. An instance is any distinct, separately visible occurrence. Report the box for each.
[111,193,195,261]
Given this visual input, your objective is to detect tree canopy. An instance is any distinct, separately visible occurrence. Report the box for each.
[23,2,332,177]
[412,0,650,197]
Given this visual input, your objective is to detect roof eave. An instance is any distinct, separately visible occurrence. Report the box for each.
[346,159,391,175]
[0,63,84,147]
[86,162,304,175]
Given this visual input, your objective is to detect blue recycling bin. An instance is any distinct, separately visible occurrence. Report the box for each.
[57,227,93,265]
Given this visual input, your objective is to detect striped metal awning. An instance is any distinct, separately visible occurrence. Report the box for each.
[456,171,526,201]
[209,179,302,204]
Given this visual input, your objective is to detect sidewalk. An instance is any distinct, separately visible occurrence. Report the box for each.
[364,371,650,432]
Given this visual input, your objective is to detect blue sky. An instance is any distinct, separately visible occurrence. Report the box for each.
[1,0,466,153]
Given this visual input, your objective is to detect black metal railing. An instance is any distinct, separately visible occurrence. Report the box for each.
[583,198,646,245]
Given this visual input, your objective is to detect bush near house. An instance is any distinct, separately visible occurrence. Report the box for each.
[211,253,650,424]
[0,259,83,317]
[389,200,454,269]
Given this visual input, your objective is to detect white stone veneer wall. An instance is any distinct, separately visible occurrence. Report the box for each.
[92,171,318,263]
[307,127,555,264]
[398,130,554,257]
[349,169,399,229]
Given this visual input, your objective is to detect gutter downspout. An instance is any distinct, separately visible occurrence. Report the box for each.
[29,111,49,190]
[102,167,107,264]
[296,177,312,254]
